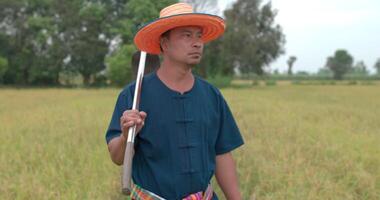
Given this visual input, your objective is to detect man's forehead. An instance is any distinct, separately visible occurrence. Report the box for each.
[171,26,203,33]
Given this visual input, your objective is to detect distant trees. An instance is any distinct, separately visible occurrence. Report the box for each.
[222,0,285,76]
[0,57,8,82]
[188,0,285,79]
[325,50,353,80]
[317,67,333,77]
[287,56,297,75]
[0,0,177,86]
[0,0,115,85]
[0,0,287,86]
[351,61,369,76]
[105,0,176,86]
[375,58,380,75]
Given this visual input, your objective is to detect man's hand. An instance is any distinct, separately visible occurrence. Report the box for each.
[120,109,147,139]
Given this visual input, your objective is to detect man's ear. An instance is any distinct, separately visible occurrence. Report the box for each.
[160,37,168,52]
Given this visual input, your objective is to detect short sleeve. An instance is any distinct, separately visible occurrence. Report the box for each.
[215,96,244,155]
[105,89,133,144]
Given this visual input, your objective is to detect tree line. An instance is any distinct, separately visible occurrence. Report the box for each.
[282,50,380,80]
[0,0,285,86]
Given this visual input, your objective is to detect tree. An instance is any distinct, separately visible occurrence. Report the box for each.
[107,45,135,86]
[295,71,309,76]
[53,1,110,85]
[0,56,8,83]
[287,56,296,75]
[106,0,176,85]
[115,0,177,45]
[317,67,333,77]
[0,0,59,85]
[325,49,353,80]
[223,0,285,76]
[374,58,380,75]
[350,61,368,76]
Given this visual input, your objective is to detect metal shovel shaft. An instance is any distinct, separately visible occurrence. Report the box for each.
[122,51,147,195]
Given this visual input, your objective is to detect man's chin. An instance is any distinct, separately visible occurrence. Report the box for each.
[187,59,202,66]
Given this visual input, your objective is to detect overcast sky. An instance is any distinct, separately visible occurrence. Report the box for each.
[218,0,380,74]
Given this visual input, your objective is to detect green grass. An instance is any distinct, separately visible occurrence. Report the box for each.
[1,85,379,199]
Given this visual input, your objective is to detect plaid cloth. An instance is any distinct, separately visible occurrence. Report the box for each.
[131,184,213,200]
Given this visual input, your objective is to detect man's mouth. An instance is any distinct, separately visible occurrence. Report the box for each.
[188,52,202,57]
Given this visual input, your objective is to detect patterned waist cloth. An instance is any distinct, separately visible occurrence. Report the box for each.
[131,183,213,200]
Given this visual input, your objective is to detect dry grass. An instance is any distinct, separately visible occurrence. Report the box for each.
[0,85,379,199]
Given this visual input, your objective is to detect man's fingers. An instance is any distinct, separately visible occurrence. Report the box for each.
[120,110,146,134]
[139,111,147,119]
[123,112,139,119]
[121,118,143,127]
[120,114,140,123]
[122,120,135,128]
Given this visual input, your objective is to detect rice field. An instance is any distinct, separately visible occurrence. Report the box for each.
[0,84,379,199]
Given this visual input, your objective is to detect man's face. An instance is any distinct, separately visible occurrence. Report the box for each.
[161,26,204,66]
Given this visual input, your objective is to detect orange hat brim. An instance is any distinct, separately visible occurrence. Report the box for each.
[134,13,226,54]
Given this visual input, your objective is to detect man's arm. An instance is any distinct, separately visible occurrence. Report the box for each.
[108,134,128,165]
[107,110,146,165]
[215,152,242,200]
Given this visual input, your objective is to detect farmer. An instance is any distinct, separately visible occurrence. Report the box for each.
[106,3,244,200]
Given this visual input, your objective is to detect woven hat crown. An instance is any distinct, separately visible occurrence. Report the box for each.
[159,3,194,18]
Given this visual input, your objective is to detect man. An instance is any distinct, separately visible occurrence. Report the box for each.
[106,3,244,200]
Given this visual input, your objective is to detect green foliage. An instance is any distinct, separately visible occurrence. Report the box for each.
[374,58,380,75]
[347,80,358,85]
[106,45,136,86]
[223,0,285,75]
[325,49,354,80]
[349,60,369,76]
[265,80,277,86]
[291,80,303,85]
[196,40,233,78]
[0,0,73,85]
[287,56,297,75]
[295,71,309,76]
[63,2,109,86]
[360,80,375,85]
[0,56,8,82]
[317,67,333,77]
[0,0,288,86]
[116,0,177,43]
[206,74,232,88]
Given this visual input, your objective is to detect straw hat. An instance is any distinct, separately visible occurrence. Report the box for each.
[134,3,226,54]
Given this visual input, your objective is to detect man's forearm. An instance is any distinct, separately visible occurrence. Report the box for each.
[215,152,242,200]
[108,134,127,165]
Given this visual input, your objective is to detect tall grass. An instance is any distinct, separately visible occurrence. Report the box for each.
[0,86,379,199]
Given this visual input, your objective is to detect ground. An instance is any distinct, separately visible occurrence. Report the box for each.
[0,84,379,199]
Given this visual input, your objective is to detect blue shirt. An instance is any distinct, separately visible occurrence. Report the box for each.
[106,72,244,199]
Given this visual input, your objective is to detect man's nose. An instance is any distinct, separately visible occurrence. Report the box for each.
[192,39,203,48]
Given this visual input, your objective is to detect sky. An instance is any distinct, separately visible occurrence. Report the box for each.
[218,0,380,74]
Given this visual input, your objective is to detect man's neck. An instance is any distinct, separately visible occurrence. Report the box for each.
[157,58,195,94]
